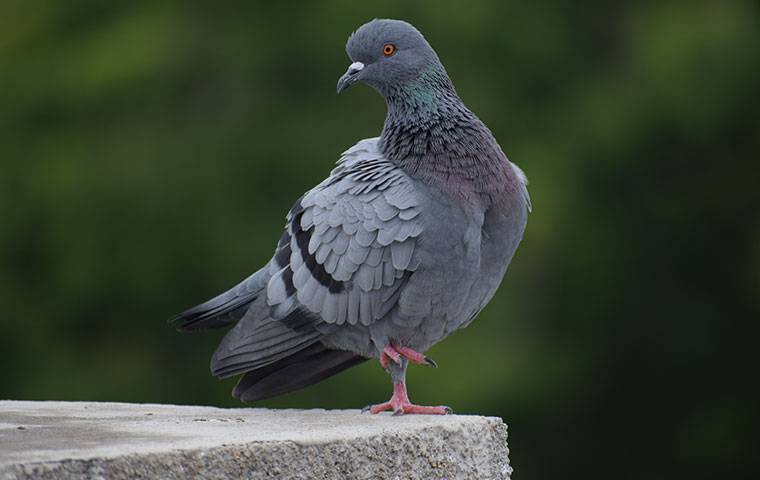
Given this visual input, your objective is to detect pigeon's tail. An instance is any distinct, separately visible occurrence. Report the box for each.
[171,267,270,332]
[173,263,365,401]
[209,306,366,401]
[230,342,367,402]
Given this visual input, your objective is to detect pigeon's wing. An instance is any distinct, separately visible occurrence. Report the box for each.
[266,138,425,327]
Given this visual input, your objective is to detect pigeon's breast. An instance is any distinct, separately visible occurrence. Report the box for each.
[462,185,529,328]
[372,187,488,347]
[421,183,529,339]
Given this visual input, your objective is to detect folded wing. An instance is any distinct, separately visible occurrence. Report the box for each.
[266,137,426,328]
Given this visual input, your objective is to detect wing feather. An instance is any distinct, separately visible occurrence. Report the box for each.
[266,137,425,327]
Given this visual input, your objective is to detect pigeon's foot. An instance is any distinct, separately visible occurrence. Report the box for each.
[380,344,437,370]
[380,345,402,369]
[362,381,452,416]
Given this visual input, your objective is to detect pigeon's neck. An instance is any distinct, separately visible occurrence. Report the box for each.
[379,76,517,208]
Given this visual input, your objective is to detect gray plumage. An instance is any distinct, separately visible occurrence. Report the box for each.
[173,19,530,404]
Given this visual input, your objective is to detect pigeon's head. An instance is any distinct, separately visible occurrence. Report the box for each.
[337,19,448,97]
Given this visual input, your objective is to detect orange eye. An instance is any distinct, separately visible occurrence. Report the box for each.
[382,44,396,56]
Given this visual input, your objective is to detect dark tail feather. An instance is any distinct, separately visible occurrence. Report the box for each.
[171,268,268,332]
[232,343,367,402]
[211,307,323,378]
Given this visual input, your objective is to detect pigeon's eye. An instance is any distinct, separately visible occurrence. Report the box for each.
[382,44,396,56]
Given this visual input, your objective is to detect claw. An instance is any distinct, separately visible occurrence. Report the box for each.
[424,356,438,368]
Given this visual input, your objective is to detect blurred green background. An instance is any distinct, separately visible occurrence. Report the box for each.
[1,1,758,478]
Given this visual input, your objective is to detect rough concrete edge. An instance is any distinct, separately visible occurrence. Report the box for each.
[1,417,512,480]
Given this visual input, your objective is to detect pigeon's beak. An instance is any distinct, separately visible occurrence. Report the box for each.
[336,61,364,93]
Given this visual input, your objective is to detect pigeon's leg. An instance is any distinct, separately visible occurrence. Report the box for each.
[364,360,452,415]
[394,346,438,368]
[380,344,437,369]
[380,345,402,370]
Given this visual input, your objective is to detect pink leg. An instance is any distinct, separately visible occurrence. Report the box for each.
[379,344,437,369]
[365,381,452,415]
[395,346,437,368]
[380,345,402,370]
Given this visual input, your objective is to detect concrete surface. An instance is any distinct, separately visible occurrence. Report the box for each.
[0,400,512,479]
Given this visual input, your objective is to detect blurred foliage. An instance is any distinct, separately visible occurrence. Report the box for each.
[1,1,758,479]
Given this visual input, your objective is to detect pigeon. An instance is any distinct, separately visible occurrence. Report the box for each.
[173,19,530,415]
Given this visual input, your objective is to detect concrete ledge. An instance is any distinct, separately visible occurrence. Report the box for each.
[0,401,512,480]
